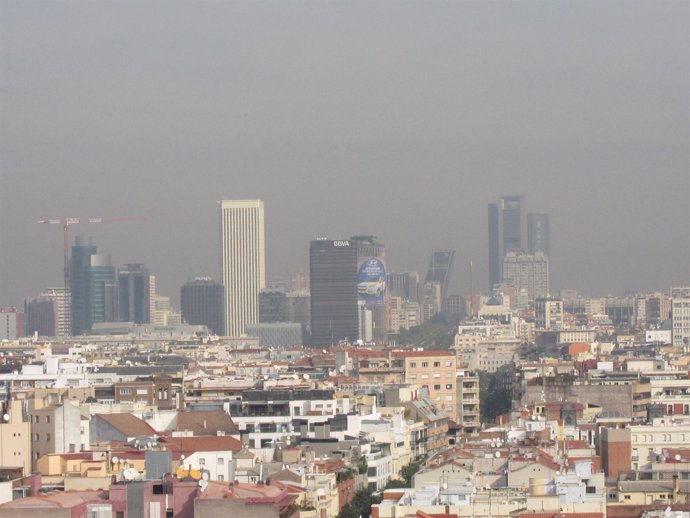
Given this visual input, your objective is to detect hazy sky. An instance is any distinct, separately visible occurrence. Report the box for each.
[1,1,689,308]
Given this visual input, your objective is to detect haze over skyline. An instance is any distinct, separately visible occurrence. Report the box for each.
[1,1,689,308]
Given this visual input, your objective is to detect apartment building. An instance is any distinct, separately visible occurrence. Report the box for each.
[454,323,521,373]
[394,351,457,420]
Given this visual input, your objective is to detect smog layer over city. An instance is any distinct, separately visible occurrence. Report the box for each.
[0,2,689,518]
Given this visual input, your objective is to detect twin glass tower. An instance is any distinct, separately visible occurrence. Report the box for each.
[219,200,266,336]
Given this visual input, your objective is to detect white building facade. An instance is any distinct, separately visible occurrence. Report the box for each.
[671,287,690,347]
[219,200,266,336]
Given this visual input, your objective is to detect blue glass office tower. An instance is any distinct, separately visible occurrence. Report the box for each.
[70,237,116,335]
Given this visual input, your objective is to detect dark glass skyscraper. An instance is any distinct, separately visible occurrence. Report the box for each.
[527,213,550,256]
[118,263,150,324]
[259,288,286,323]
[488,203,501,290]
[24,297,55,337]
[180,278,225,335]
[425,250,455,303]
[500,195,523,253]
[70,237,116,335]
[310,239,358,347]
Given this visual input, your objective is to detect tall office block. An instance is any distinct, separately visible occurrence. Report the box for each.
[527,213,550,256]
[181,278,225,335]
[70,237,116,335]
[500,195,523,254]
[501,252,549,305]
[70,237,97,335]
[286,291,310,329]
[310,239,358,347]
[259,288,286,323]
[0,308,22,340]
[24,297,56,337]
[118,263,150,324]
[354,236,388,342]
[149,275,157,326]
[425,250,455,303]
[488,203,501,290]
[671,287,690,347]
[219,200,266,336]
[387,272,421,303]
[40,287,70,337]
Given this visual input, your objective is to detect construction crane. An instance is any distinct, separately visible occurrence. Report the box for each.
[36,218,104,295]
[36,216,144,306]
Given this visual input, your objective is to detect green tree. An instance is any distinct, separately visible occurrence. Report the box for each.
[479,364,514,423]
[338,488,381,518]
[399,460,423,487]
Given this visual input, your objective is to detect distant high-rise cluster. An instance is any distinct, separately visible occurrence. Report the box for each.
[423,250,456,319]
[488,195,551,305]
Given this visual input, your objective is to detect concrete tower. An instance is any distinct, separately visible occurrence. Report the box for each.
[219,200,266,336]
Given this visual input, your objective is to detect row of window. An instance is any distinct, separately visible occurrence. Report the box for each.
[409,360,453,368]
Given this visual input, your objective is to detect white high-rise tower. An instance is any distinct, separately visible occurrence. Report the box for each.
[219,200,266,336]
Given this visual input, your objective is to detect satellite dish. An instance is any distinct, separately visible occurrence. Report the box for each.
[495,452,501,458]
[111,456,119,464]
[180,454,185,460]
[675,454,682,461]
[123,468,136,481]
[2,414,9,422]
[202,471,209,481]
[199,479,208,491]
[303,374,310,380]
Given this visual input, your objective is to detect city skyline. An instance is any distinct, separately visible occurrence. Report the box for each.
[2,1,689,307]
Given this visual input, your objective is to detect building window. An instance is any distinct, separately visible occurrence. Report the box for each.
[410,362,417,368]
[199,458,205,466]
[433,361,440,368]
[434,385,441,390]
[218,458,224,465]
[46,416,50,424]
[422,362,429,368]
[120,388,132,395]
[46,433,51,441]
[218,475,224,481]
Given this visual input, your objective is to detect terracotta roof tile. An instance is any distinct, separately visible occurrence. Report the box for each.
[94,413,157,438]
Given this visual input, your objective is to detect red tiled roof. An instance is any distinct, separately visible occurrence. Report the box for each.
[160,435,242,454]
[0,490,107,509]
[175,411,239,436]
[94,413,157,438]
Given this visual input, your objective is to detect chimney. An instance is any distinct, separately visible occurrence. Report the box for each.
[29,473,42,496]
